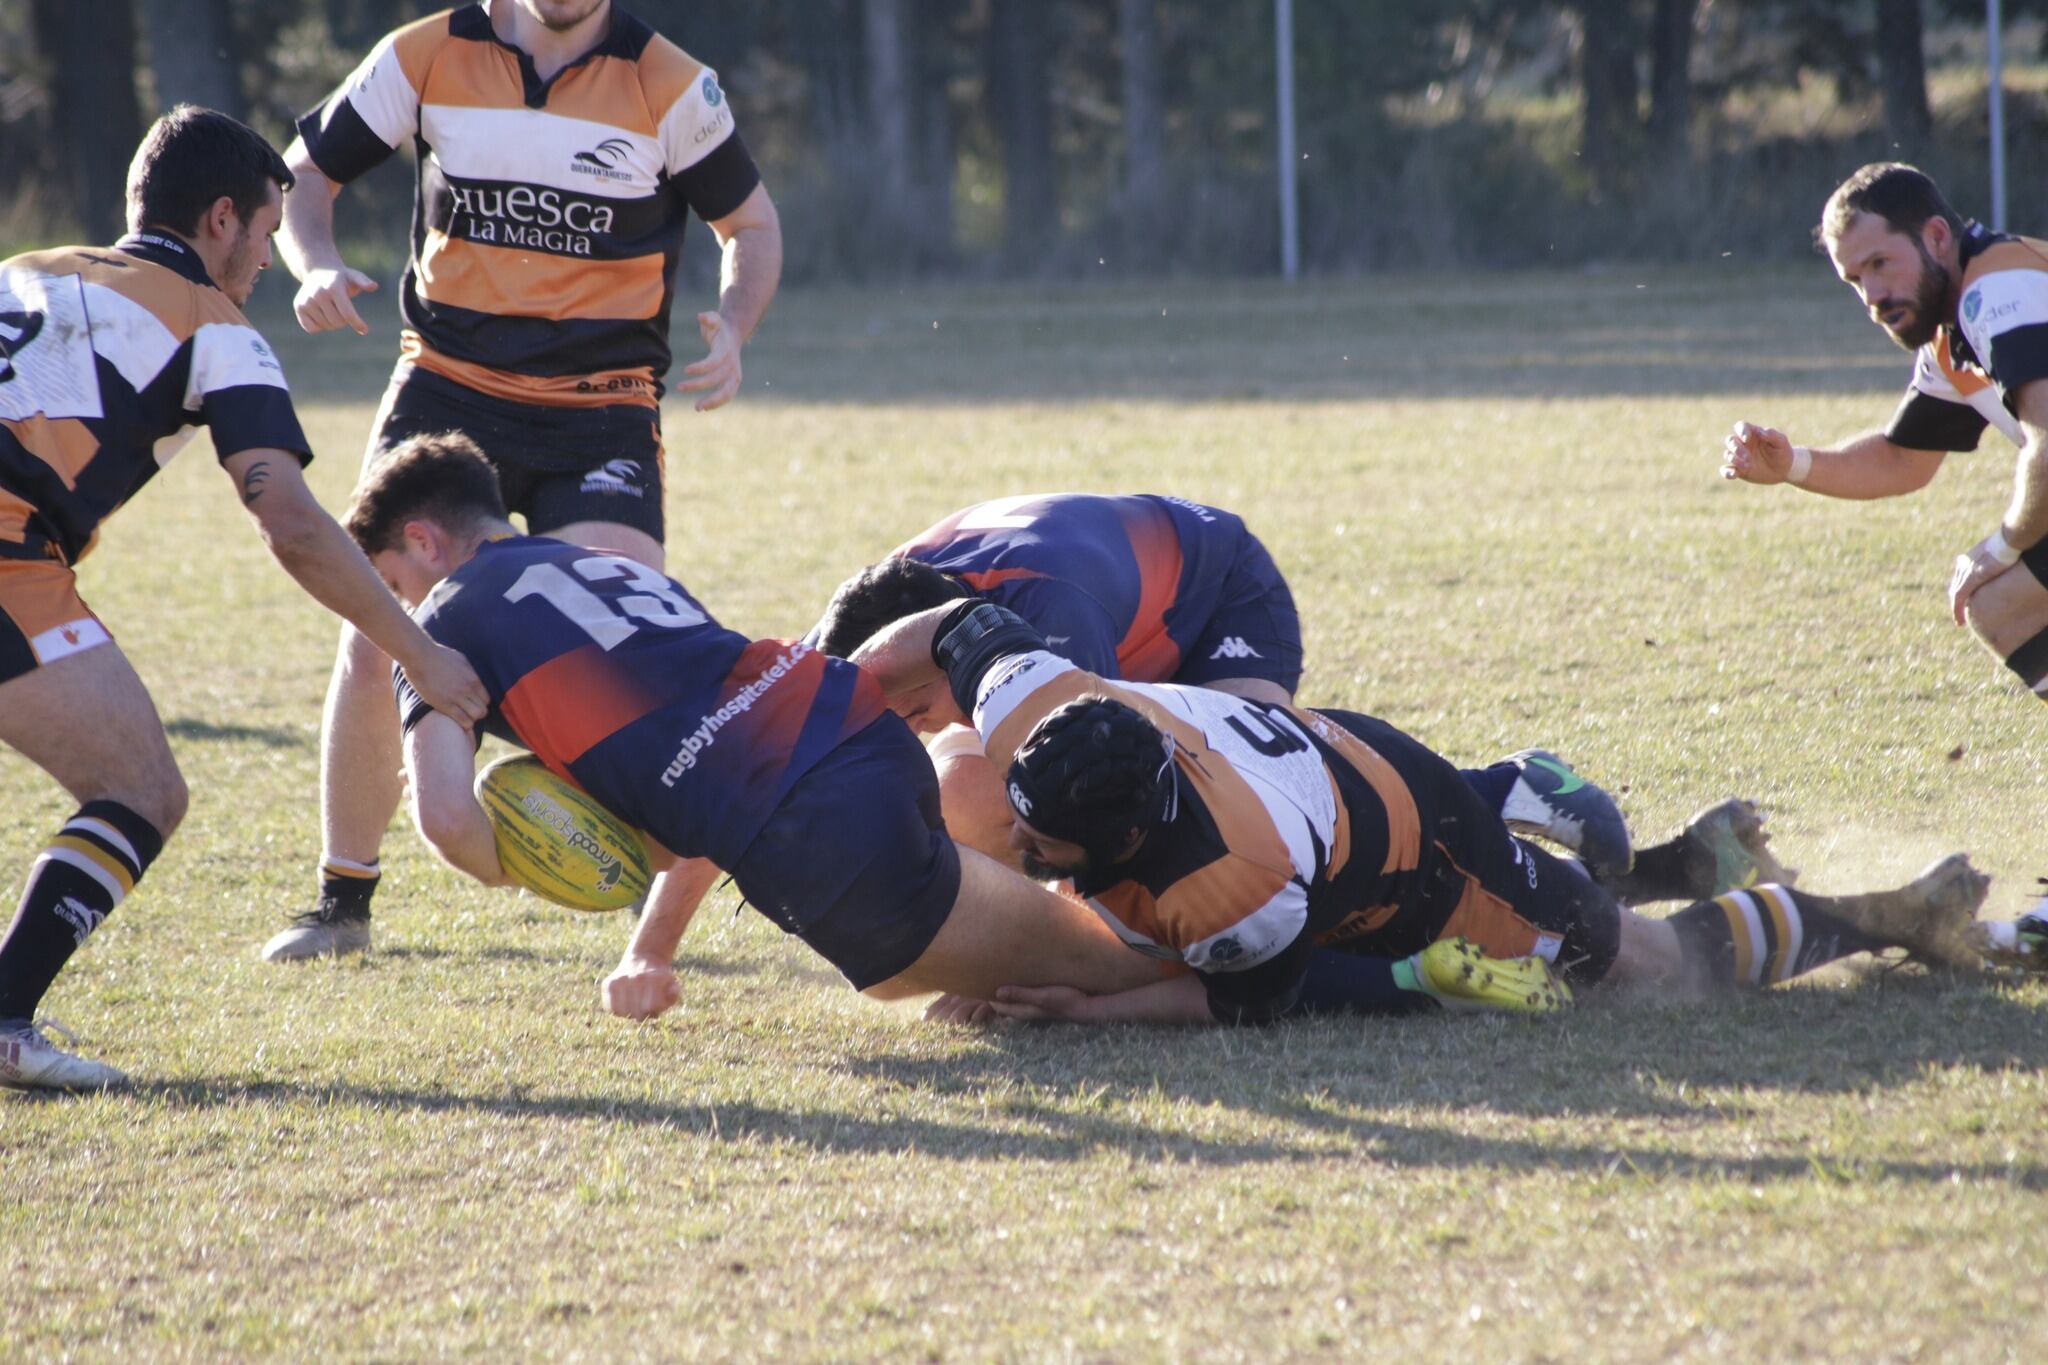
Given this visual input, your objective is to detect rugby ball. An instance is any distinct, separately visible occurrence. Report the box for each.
[475,755,652,912]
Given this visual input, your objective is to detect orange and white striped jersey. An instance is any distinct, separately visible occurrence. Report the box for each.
[0,234,310,565]
[971,650,1422,977]
[1888,224,2048,451]
[296,3,761,409]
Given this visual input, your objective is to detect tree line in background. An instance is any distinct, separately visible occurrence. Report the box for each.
[2,0,2043,281]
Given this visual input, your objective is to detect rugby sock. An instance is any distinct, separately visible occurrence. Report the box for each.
[0,801,163,1021]
[318,854,379,918]
[1601,835,1697,904]
[1668,885,1886,988]
[1458,762,1518,813]
[2003,624,2048,703]
[1288,950,1439,1016]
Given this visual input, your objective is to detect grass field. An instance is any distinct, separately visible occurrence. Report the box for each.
[6,265,2048,1362]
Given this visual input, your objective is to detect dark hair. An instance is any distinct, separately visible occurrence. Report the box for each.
[1006,696,1176,858]
[1817,162,1966,249]
[126,105,295,237]
[813,558,971,658]
[345,432,509,554]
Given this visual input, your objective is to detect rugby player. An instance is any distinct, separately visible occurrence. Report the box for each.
[813,492,1633,877]
[1722,163,2048,707]
[262,0,781,961]
[346,433,1181,1014]
[0,109,488,1090]
[857,601,1996,1026]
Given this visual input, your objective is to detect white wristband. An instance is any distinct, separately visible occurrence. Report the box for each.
[1985,528,2023,566]
[1786,445,1814,486]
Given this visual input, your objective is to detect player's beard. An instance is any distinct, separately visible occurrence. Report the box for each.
[525,0,606,32]
[219,222,262,306]
[1879,245,1954,351]
[1020,849,1087,883]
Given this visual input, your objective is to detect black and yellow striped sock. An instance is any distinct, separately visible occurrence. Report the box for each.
[1669,884,1887,987]
[0,800,163,1021]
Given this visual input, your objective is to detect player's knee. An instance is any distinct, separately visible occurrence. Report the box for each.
[91,763,187,837]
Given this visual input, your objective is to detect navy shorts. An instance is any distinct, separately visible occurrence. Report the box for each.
[365,364,665,542]
[1170,529,1304,694]
[728,716,962,990]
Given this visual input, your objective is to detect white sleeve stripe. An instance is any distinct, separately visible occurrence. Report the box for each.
[183,323,290,413]
[1187,885,1307,971]
[971,653,1077,745]
[658,67,737,176]
[341,31,420,149]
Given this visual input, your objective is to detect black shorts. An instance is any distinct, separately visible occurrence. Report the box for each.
[727,717,962,990]
[365,364,666,542]
[1313,708,1623,985]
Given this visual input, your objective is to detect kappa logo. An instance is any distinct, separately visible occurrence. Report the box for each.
[1209,636,1262,660]
[571,137,637,183]
[1044,635,1071,647]
[1007,781,1034,818]
[579,459,646,497]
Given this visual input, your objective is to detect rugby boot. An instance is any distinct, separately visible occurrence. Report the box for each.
[1974,880,2048,971]
[1406,938,1573,1013]
[261,896,371,962]
[1824,853,1993,972]
[1679,799,1795,897]
[0,1018,129,1093]
[1498,749,1634,879]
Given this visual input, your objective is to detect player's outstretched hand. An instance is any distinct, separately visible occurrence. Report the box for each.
[678,311,742,412]
[407,644,489,726]
[603,954,682,1020]
[1720,421,1794,484]
[988,984,1095,1022]
[1949,534,2019,625]
[294,265,379,336]
[923,994,998,1025]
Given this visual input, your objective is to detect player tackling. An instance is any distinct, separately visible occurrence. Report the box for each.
[0,108,487,1091]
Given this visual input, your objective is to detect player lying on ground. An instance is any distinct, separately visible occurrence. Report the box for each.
[1721,162,2048,710]
[347,433,1200,1013]
[0,108,488,1091]
[812,491,1632,877]
[857,601,2002,1027]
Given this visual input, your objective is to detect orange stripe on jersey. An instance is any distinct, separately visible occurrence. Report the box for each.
[555,52,700,133]
[1936,332,1995,397]
[497,644,669,773]
[984,669,1104,769]
[418,230,666,322]
[400,337,658,410]
[1114,503,1185,681]
[391,11,455,94]
[400,37,519,112]
[1298,711,1422,876]
[3,416,102,490]
[1434,843,1548,959]
[0,487,40,549]
[619,40,703,123]
[958,567,1049,593]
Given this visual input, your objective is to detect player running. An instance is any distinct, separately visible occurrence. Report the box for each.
[344,433,1209,1016]
[1721,163,2048,709]
[814,491,1633,877]
[855,600,2000,1026]
[262,0,782,961]
[0,108,488,1091]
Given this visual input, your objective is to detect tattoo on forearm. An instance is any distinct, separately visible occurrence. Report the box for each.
[240,461,272,505]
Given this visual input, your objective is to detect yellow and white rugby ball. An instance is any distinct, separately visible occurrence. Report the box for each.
[475,755,652,912]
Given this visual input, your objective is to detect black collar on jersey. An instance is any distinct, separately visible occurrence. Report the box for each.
[460,3,656,109]
[1959,219,2011,271]
[114,231,218,289]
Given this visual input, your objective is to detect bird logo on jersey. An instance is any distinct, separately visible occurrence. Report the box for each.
[579,459,645,497]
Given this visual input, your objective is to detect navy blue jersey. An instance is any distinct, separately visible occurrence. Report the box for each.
[396,535,885,868]
[893,493,1262,681]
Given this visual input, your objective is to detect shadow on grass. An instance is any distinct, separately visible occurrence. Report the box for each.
[164,718,308,749]
[369,944,761,978]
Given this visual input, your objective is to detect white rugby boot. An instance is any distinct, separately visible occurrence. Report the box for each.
[0,1018,130,1093]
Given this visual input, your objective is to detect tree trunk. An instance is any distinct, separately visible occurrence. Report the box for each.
[986,0,1056,269]
[864,0,914,217]
[1577,0,1641,194]
[912,0,960,266]
[1646,0,1695,158]
[31,0,144,241]
[143,0,244,120]
[1874,0,1932,153]
[1118,0,1165,260]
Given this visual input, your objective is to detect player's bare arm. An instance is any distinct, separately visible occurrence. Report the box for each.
[989,976,1214,1026]
[277,138,378,336]
[678,183,783,412]
[401,715,512,886]
[1721,421,1946,498]
[1950,379,2048,623]
[602,857,721,1021]
[222,448,486,724]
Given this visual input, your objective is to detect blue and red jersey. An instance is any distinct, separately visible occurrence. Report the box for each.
[894,493,1259,682]
[395,535,885,868]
